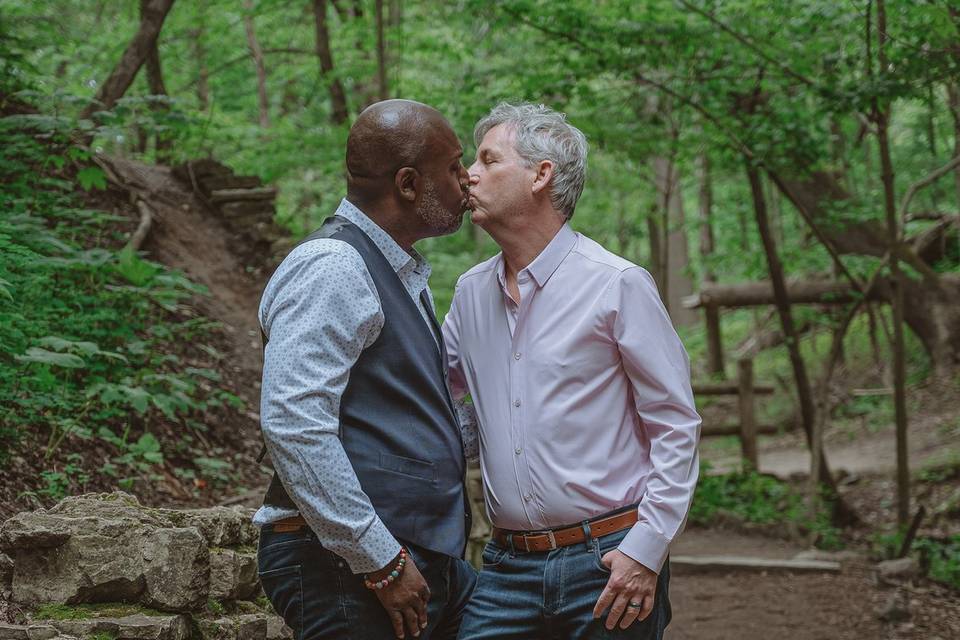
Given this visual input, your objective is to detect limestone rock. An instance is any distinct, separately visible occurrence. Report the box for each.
[142,528,210,611]
[209,550,259,601]
[197,615,267,640]
[0,624,28,640]
[0,553,12,590]
[24,626,57,640]
[46,614,190,640]
[157,507,258,548]
[264,615,292,640]
[876,557,919,585]
[0,493,210,611]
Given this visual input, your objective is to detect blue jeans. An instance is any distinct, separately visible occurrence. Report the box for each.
[457,527,671,639]
[258,526,477,640]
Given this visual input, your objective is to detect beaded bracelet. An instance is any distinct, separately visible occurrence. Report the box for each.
[363,547,408,590]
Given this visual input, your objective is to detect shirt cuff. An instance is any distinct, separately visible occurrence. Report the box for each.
[617,521,671,574]
[333,515,402,575]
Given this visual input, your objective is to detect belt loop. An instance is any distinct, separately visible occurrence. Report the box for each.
[506,533,517,557]
[581,521,593,551]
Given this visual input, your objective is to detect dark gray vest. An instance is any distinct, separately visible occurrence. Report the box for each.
[262,216,470,559]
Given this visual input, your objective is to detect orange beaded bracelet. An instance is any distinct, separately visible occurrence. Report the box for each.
[363,547,408,590]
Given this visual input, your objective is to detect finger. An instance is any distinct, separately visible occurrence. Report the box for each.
[416,591,429,630]
[388,609,405,639]
[605,592,632,630]
[638,591,655,622]
[592,585,615,619]
[619,599,642,629]
[402,606,422,638]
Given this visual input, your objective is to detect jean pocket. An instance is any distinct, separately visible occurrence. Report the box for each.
[259,565,303,637]
[481,542,508,569]
[591,528,629,574]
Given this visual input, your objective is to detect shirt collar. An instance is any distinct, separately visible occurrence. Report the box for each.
[497,223,576,289]
[335,198,427,276]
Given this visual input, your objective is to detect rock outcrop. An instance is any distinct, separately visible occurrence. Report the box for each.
[0,493,290,640]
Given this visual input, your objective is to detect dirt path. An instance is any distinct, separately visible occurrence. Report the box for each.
[668,528,960,639]
[703,397,958,480]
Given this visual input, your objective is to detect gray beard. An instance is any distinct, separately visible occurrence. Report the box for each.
[418,180,461,234]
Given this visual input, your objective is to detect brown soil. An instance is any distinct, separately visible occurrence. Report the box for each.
[669,528,960,639]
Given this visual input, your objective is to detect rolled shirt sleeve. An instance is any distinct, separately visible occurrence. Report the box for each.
[608,267,701,573]
[259,241,401,574]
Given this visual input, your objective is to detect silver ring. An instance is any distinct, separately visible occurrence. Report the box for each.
[628,601,642,608]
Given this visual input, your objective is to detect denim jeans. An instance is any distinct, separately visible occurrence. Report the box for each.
[457,527,671,640]
[257,526,478,640]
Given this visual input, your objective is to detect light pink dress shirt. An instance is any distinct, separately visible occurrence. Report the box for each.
[442,224,701,573]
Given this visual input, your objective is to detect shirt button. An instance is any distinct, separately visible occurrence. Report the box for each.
[514,447,522,455]
[514,352,521,360]
[523,494,532,502]
[514,399,521,407]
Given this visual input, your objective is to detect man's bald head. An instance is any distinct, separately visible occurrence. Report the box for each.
[346,99,454,196]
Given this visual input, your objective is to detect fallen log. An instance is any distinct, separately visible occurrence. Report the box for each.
[670,555,841,574]
[700,422,784,437]
[683,279,886,309]
[209,187,277,203]
[693,382,775,395]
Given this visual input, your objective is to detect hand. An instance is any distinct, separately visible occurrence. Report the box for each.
[370,551,431,638]
[592,549,658,631]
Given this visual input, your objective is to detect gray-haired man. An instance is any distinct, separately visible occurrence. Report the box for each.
[444,103,701,639]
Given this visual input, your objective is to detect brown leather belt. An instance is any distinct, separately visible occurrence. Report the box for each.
[492,508,638,553]
[270,514,308,533]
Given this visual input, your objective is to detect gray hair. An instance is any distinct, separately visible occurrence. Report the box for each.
[474,102,588,220]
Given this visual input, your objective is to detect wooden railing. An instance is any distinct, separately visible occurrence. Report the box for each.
[693,357,777,469]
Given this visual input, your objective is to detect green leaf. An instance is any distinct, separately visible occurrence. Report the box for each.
[0,277,12,302]
[15,347,85,368]
[76,166,106,191]
[116,246,160,287]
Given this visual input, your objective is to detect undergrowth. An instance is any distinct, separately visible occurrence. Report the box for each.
[0,69,245,502]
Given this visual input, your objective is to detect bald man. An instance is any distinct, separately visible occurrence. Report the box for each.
[255,100,476,640]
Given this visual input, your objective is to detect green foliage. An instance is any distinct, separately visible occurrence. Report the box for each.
[0,57,243,496]
[206,599,226,616]
[34,603,166,620]
[914,536,960,590]
[690,463,844,549]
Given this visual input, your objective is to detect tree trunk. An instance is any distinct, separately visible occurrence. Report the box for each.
[745,160,855,525]
[193,5,209,111]
[141,0,171,161]
[313,0,349,125]
[375,0,388,100]
[684,279,887,308]
[243,1,270,128]
[80,0,176,120]
[697,152,725,376]
[874,0,910,527]
[652,155,697,325]
[948,83,960,206]
[646,208,664,298]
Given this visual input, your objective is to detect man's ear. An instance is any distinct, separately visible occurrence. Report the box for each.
[531,160,554,195]
[395,167,420,203]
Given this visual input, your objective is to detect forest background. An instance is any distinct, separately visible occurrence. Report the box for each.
[1,0,959,606]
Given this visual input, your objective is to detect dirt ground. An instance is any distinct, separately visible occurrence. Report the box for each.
[668,528,960,639]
